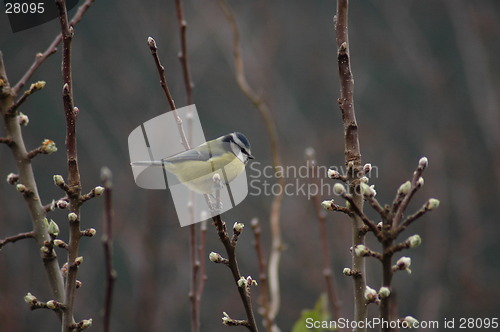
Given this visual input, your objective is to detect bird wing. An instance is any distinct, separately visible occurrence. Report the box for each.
[162,143,212,163]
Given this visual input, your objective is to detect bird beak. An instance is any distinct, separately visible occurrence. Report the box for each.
[248,154,255,159]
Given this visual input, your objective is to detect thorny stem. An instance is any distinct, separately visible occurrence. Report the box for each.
[0,53,66,315]
[335,1,366,330]
[216,1,283,328]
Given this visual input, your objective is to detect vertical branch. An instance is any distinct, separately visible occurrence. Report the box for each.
[55,0,82,330]
[251,219,272,332]
[306,149,342,322]
[196,220,208,317]
[173,1,205,330]
[175,0,194,106]
[101,167,116,332]
[334,1,366,330]
[216,2,283,328]
[0,53,66,307]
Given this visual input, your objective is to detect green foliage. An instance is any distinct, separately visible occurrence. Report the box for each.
[291,294,336,332]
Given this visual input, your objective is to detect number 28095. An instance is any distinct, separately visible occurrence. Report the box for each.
[5,2,45,14]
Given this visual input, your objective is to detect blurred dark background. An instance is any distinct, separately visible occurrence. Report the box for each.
[1,0,499,331]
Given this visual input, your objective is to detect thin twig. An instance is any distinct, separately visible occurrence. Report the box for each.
[196,220,208,317]
[306,150,342,323]
[101,167,116,332]
[0,231,34,249]
[251,218,272,332]
[216,1,283,326]
[175,0,194,106]
[8,81,46,115]
[173,2,204,329]
[12,0,96,96]
[342,194,383,241]
[392,163,425,227]
[334,1,367,330]
[147,37,191,151]
[212,215,258,332]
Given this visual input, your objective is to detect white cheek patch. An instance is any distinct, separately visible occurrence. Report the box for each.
[236,150,246,163]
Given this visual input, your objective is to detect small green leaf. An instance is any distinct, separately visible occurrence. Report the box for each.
[291,294,336,331]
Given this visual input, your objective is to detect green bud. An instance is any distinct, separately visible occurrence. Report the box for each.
[378,287,391,298]
[397,181,411,195]
[46,300,57,309]
[408,234,422,248]
[53,175,64,186]
[333,183,346,195]
[94,186,105,196]
[425,198,440,210]
[68,212,78,222]
[24,292,37,305]
[321,200,334,211]
[48,220,59,237]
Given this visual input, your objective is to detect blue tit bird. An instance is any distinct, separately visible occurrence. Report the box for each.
[131,132,254,194]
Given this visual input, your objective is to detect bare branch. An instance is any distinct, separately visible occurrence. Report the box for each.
[335,1,367,329]
[101,167,116,332]
[55,0,84,329]
[212,215,258,332]
[307,149,341,322]
[0,231,34,249]
[12,0,96,95]
[216,1,284,323]
[8,81,46,115]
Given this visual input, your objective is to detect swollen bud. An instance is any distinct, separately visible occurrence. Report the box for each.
[16,184,27,192]
[48,220,60,237]
[6,173,18,185]
[418,157,428,169]
[321,200,335,211]
[233,222,244,233]
[24,292,37,305]
[403,316,419,328]
[363,163,372,173]
[353,244,368,257]
[18,112,29,126]
[53,175,64,186]
[41,139,57,154]
[425,198,440,211]
[378,287,391,298]
[407,234,422,248]
[328,169,340,179]
[333,183,346,195]
[46,300,57,309]
[364,286,378,302]
[68,213,78,222]
[397,181,411,195]
[209,252,222,263]
[94,186,105,196]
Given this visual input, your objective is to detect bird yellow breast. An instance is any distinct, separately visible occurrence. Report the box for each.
[163,153,245,194]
